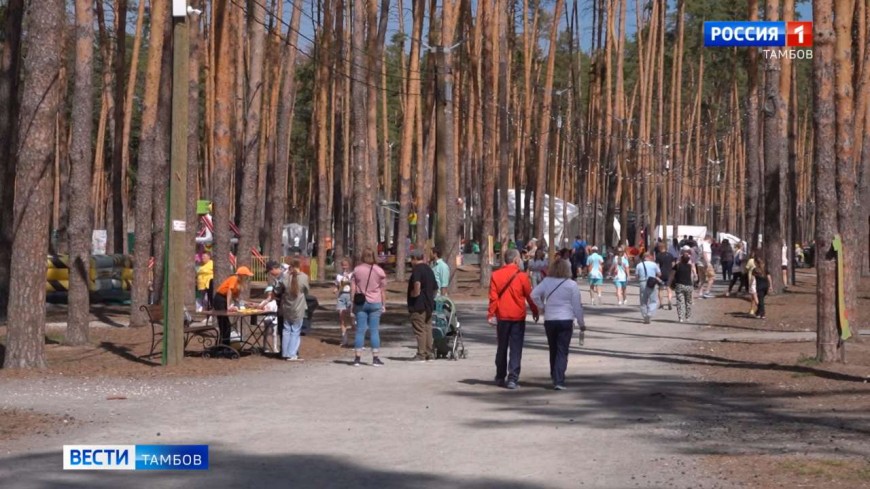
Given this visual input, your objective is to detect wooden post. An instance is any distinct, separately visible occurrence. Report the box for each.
[165,2,190,366]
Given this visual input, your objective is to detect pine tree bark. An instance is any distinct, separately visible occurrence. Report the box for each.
[130,0,168,327]
[3,0,64,368]
[120,0,148,254]
[269,1,302,259]
[746,0,762,251]
[395,0,424,280]
[186,0,203,309]
[762,0,785,295]
[66,0,97,346]
[812,0,845,363]
[315,1,334,280]
[0,0,24,321]
[833,0,858,335]
[212,0,237,284]
[351,0,371,259]
[237,0,268,278]
[150,21,173,303]
[110,0,127,253]
[534,0,564,246]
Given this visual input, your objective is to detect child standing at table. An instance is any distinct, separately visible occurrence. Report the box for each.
[257,286,279,353]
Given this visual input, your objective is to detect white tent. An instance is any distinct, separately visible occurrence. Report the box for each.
[654,225,708,242]
[507,190,581,247]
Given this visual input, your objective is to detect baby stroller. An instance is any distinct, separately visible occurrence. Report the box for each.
[432,296,467,360]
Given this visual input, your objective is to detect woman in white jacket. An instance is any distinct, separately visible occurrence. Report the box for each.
[531,259,586,390]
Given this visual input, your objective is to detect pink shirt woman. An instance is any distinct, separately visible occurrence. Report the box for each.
[350,249,388,366]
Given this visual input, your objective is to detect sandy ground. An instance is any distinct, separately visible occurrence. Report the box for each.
[1,270,868,488]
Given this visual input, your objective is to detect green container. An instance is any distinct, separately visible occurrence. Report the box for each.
[197,200,212,215]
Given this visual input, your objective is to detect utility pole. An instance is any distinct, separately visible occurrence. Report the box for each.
[164,0,191,366]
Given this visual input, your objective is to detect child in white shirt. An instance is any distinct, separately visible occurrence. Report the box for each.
[258,286,279,353]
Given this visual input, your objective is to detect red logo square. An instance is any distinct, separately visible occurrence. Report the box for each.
[787,22,813,47]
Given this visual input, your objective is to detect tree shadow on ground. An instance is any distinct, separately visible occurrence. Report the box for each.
[448,337,870,459]
[0,449,545,489]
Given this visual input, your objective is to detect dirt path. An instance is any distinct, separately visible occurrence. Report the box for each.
[0,281,866,488]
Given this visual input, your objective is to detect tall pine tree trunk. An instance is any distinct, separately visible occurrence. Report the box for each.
[130,0,168,327]
[395,0,424,280]
[0,0,24,321]
[813,0,845,363]
[212,0,237,283]
[746,0,762,251]
[269,1,302,259]
[66,0,96,346]
[110,0,127,253]
[3,0,64,368]
[237,0,268,277]
[763,0,785,295]
[534,0,563,246]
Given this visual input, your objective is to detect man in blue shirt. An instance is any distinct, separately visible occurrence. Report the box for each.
[635,251,662,324]
[430,248,450,296]
[586,246,605,305]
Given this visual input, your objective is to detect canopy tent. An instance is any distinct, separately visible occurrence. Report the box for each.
[653,225,708,242]
[507,190,581,248]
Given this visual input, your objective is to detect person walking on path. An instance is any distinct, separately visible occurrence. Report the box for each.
[655,242,675,310]
[586,246,605,305]
[745,250,759,316]
[719,240,734,283]
[726,243,746,297]
[531,259,585,390]
[431,248,450,296]
[698,235,715,299]
[280,258,310,361]
[781,243,789,290]
[528,249,548,287]
[753,258,771,319]
[334,257,355,347]
[671,250,697,323]
[635,252,662,324]
[351,249,388,367]
[407,250,438,361]
[609,247,631,305]
[487,249,539,390]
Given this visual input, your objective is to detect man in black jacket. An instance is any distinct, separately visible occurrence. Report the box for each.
[408,250,439,361]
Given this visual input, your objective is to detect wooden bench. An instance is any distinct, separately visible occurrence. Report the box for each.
[140,304,220,358]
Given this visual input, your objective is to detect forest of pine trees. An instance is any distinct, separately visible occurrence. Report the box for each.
[0,0,867,368]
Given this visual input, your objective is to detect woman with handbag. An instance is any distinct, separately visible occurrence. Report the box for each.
[671,249,697,323]
[531,259,585,390]
[350,249,388,367]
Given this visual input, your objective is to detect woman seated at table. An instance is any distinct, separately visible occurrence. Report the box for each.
[212,266,254,345]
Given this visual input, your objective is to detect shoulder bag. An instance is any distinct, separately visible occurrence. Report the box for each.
[643,262,660,289]
[354,265,374,306]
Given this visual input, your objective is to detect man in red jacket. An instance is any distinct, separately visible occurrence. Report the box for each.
[488,248,540,389]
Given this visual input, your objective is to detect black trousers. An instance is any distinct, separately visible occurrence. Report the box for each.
[756,288,768,317]
[544,320,573,386]
[212,293,231,345]
[495,320,526,383]
[728,272,746,293]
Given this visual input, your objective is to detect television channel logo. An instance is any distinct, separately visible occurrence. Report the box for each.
[704,21,813,48]
[63,445,209,471]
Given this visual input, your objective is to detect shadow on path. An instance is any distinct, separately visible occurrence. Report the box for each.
[0,450,545,489]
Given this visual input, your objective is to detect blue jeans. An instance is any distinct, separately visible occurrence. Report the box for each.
[639,286,658,320]
[354,302,382,352]
[282,318,303,358]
